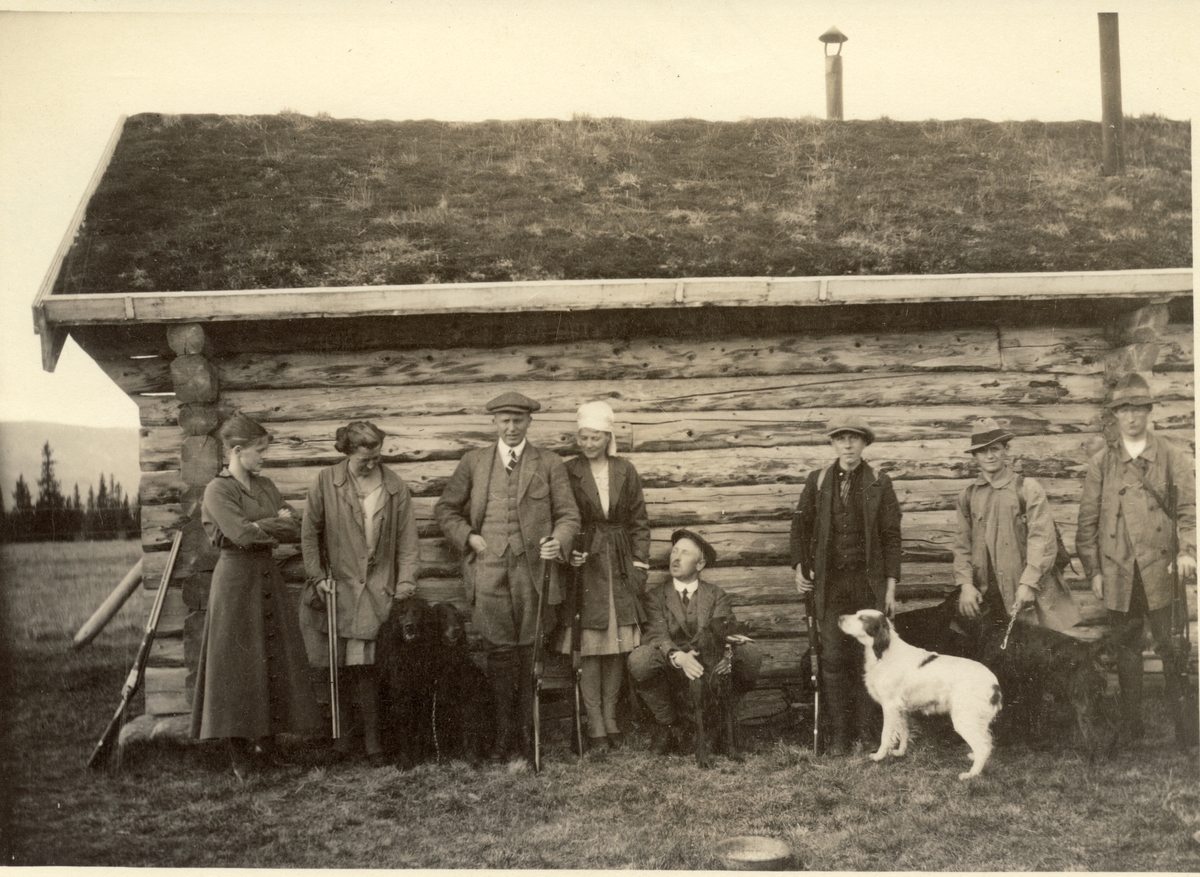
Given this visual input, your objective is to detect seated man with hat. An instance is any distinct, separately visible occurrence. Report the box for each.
[1076,373,1197,749]
[627,528,762,756]
[789,417,902,754]
[435,391,580,762]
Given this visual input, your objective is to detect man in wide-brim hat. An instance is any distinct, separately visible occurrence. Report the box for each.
[1076,373,1197,749]
[789,416,902,755]
[435,391,580,762]
[952,418,1080,659]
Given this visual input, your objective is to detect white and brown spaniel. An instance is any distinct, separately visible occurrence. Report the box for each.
[839,609,1002,780]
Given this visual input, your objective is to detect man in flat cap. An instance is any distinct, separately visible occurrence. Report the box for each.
[790,417,902,754]
[435,391,580,762]
[1076,373,1197,749]
[627,529,762,756]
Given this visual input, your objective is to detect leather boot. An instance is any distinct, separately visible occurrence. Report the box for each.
[487,649,517,761]
[823,677,853,756]
[853,683,883,749]
[356,667,385,765]
[1162,657,1199,750]
[1115,646,1145,745]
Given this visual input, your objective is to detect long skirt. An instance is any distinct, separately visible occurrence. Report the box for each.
[190,550,323,740]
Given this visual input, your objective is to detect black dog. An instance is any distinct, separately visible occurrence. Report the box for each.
[969,606,1119,759]
[688,616,742,769]
[429,602,495,766]
[898,593,1118,759]
[376,595,438,770]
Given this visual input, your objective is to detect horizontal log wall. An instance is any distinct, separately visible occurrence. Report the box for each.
[105,306,1195,716]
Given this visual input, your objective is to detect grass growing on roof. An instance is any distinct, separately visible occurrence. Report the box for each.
[53,112,1190,295]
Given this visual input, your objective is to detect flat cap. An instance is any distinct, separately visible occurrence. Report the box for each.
[826,416,876,445]
[671,528,716,568]
[486,391,541,414]
[966,417,1015,453]
[1105,373,1155,409]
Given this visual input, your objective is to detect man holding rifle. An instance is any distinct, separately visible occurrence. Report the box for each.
[1076,373,1198,749]
[435,392,579,763]
[790,417,902,755]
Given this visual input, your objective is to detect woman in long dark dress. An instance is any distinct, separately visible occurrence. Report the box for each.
[564,401,650,751]
[190,413,322,778]
[300,421,419,764]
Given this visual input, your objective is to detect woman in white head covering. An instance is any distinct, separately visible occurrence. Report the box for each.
[563,401,650,752]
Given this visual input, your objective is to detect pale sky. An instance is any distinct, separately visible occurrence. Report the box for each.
[1,0,1196,431]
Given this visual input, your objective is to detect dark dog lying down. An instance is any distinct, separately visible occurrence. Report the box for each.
[896,593,1118,758]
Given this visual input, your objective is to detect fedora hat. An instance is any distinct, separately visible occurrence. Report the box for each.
[826,416,875,445]
[966,417,1015,453]
[485,391,541,415]
[1105,373,1155,409]
[671,528,716,568]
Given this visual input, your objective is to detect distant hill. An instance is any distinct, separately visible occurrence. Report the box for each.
[0,421,140,507]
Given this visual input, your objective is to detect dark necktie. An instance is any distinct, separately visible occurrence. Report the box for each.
[506,450,518,475]
[839,469,852,505]
[680,589,690,609]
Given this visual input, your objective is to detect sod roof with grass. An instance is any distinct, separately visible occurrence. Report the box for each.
[52,112,1191,295]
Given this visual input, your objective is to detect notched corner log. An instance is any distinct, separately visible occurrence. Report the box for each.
[170,354,219,403]
[167,323,207,356]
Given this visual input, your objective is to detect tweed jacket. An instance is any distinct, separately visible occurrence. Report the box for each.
[953,471,1080,630]
[641,578,736,656]
[566,454,650,629]
[789,460,903,617]
[1076,433,1197,613]
[300,460,420,641]
[435,441,580,606]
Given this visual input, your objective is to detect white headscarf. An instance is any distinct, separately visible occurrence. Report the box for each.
[576,400,618,457]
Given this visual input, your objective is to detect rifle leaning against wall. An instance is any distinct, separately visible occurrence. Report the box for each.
[87,529,183,771]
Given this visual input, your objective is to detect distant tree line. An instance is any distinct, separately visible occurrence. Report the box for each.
[0,442,139,542]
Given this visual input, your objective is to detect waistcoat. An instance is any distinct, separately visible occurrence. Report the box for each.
[480,449,525,558]
[830,468,866,568]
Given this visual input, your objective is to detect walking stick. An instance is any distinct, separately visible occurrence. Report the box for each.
[325,571,341,739]
[805,595,821,755]
[532,539,553,772]
[88,530,182,771]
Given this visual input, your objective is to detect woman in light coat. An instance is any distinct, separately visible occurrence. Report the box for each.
[191,413,323,779]
[564,401,650,751]
[300,421,419,763]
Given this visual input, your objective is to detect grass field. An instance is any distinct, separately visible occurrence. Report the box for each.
[3,540,1198,868]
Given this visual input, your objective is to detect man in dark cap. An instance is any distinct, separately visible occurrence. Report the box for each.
[435,391,580,761]
[789,417,902,754]
[627,529,762,756]
[1076,373,1197,749]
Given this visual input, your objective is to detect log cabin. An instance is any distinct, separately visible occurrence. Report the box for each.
[31,113,1194,740]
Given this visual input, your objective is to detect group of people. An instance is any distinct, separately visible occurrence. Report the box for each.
[187,371,1196,777]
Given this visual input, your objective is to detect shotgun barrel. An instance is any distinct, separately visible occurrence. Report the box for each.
[326,573,341,739]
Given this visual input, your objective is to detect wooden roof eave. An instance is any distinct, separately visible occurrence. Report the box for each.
[34,267,1193,371]
[31,114,128,372]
